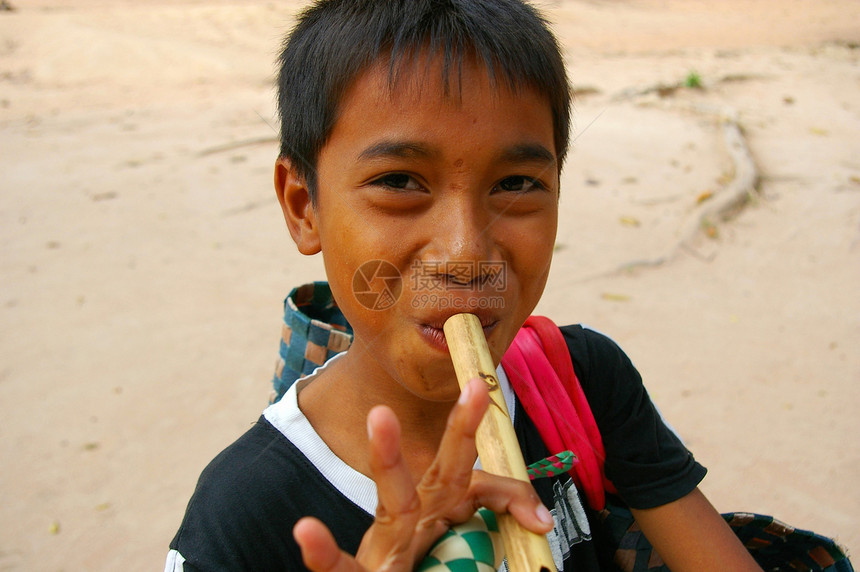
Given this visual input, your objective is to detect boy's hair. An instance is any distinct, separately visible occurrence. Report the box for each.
[276,0,571,201]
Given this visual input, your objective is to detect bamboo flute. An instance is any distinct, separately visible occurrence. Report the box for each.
[443,313,556,572]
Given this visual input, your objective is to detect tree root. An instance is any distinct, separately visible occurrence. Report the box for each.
[607,104,760,275]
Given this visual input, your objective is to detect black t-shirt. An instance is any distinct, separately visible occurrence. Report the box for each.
[167,325,705,571]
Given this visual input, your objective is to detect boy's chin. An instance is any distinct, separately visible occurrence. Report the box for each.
[400,363,463,403]
[410,385,462,404]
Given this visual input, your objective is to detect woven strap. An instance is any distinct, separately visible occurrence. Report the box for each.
[502,316,617,511]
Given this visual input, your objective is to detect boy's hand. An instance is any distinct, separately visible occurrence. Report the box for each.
[293,379,554,572]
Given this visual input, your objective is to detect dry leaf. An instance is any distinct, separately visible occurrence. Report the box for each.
[601,292,630,302]
[702,220,719,239]
[696,190,714,204]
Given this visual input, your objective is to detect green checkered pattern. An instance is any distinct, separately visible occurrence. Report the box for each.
[527,450,575,480]
[418,508,504,572]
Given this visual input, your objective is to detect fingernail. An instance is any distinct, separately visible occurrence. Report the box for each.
[536,504,553,526]
[366,415,373,440]
[458,380,473,405]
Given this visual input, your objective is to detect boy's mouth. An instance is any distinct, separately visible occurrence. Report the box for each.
[418,314,498,353]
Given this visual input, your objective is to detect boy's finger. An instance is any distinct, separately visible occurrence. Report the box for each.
[367,406,421,529]
[294,517,365,572]
[415,378,488,513]
[419,379,554,535]
[356,405,422,568]
[468,471,555,534]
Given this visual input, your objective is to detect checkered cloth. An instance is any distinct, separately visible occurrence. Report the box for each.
[725,513,853,572]
[271,282,353,403]
[601,502,854,572]
[418,508,504,572]
[527,451,576,480]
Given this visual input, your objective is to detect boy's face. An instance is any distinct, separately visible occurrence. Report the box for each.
[279,55,559,402]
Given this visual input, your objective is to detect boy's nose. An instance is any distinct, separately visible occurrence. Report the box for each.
[427,198,497,268]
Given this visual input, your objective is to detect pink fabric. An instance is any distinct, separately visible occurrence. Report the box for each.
[501,316,617,511]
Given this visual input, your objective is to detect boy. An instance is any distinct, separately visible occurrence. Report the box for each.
[166,1,761,570]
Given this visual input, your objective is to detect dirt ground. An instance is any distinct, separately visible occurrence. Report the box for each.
[1,1,858,570]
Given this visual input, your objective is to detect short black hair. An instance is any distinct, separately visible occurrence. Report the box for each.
[277,0,571,200]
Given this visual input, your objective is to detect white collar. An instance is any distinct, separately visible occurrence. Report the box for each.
[263,353,515,514]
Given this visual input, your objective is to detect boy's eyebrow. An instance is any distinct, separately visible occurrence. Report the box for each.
[496,143,557,166]
[356,140,556,166]
[357,141,437,161]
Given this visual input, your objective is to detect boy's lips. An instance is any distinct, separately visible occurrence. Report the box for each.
[417,312,498,353]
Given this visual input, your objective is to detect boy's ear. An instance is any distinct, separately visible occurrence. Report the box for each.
[274,158,321,255]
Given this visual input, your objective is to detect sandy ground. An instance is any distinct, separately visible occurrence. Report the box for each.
[1,1,858,570]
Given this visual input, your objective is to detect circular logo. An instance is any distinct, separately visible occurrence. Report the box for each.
[352,260,402,311]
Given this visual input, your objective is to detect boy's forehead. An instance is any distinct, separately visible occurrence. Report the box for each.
[322,53,557,168]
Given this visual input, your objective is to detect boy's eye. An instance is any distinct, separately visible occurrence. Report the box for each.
[373,173,422,191]
[496,176,545,193]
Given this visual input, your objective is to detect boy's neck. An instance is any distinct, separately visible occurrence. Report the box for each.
[296,347,458,480]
